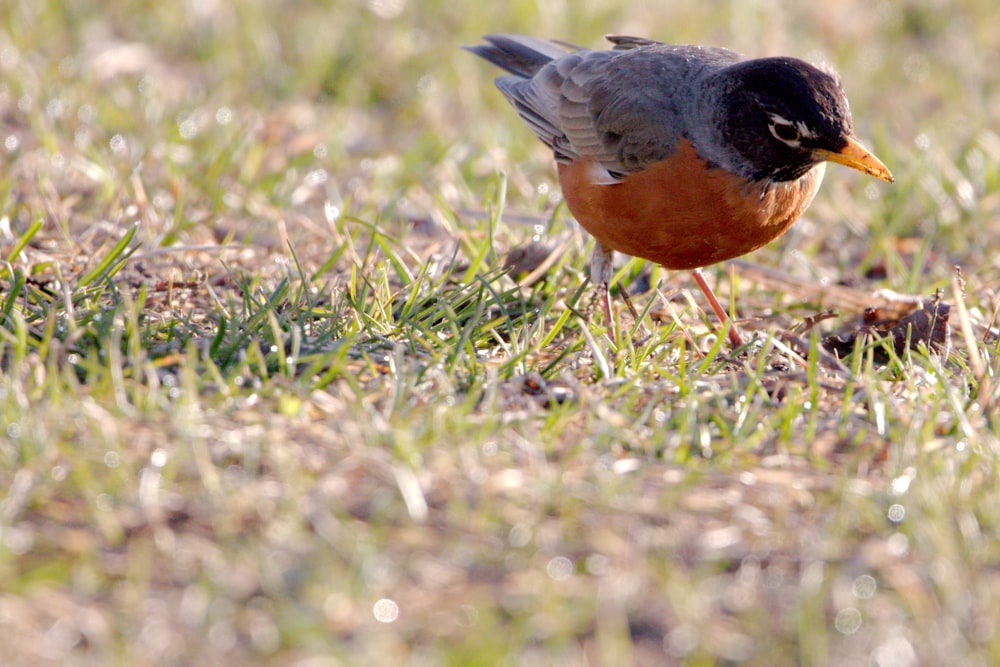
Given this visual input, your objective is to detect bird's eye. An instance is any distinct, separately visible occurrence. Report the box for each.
[769,120,801,145]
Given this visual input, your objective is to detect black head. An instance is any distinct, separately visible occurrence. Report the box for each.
[718,57,855,182]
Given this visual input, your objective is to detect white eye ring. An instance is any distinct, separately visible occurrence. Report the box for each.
[767,113,815,148]
[768,120,801,148]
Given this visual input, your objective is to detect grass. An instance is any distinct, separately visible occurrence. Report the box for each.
[2,0,1000,665]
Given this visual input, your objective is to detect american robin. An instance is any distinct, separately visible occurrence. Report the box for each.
[465,34,894,346]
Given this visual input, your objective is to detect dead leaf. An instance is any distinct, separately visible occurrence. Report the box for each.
[823,300,951,362]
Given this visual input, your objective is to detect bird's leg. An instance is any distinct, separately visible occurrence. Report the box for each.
[590,241,615,325]
[691,268,745,347]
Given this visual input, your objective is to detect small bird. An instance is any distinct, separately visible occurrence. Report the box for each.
[465,34,894,345]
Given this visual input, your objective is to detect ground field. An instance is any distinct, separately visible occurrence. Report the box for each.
[2,1,1000,665]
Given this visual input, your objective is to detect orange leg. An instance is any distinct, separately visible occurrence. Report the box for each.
[691,268,745,347]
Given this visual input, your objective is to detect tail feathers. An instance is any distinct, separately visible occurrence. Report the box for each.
[463,34,573,78]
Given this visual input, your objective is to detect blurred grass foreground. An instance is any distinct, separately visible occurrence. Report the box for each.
[2,1,1000,665]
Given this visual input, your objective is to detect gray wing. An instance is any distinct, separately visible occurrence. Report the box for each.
[495,37,743,178]
[494,49,616,167]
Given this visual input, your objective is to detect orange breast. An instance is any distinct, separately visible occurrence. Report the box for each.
[557,139,825,270]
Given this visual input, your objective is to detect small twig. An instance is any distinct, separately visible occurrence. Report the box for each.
[774,330,852,377]
[792,308,839,335]
[728,259,926,319]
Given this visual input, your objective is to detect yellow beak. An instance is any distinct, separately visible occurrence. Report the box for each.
[814,136,894,183]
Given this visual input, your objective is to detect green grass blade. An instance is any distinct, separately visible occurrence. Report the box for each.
[76,222,140,287]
